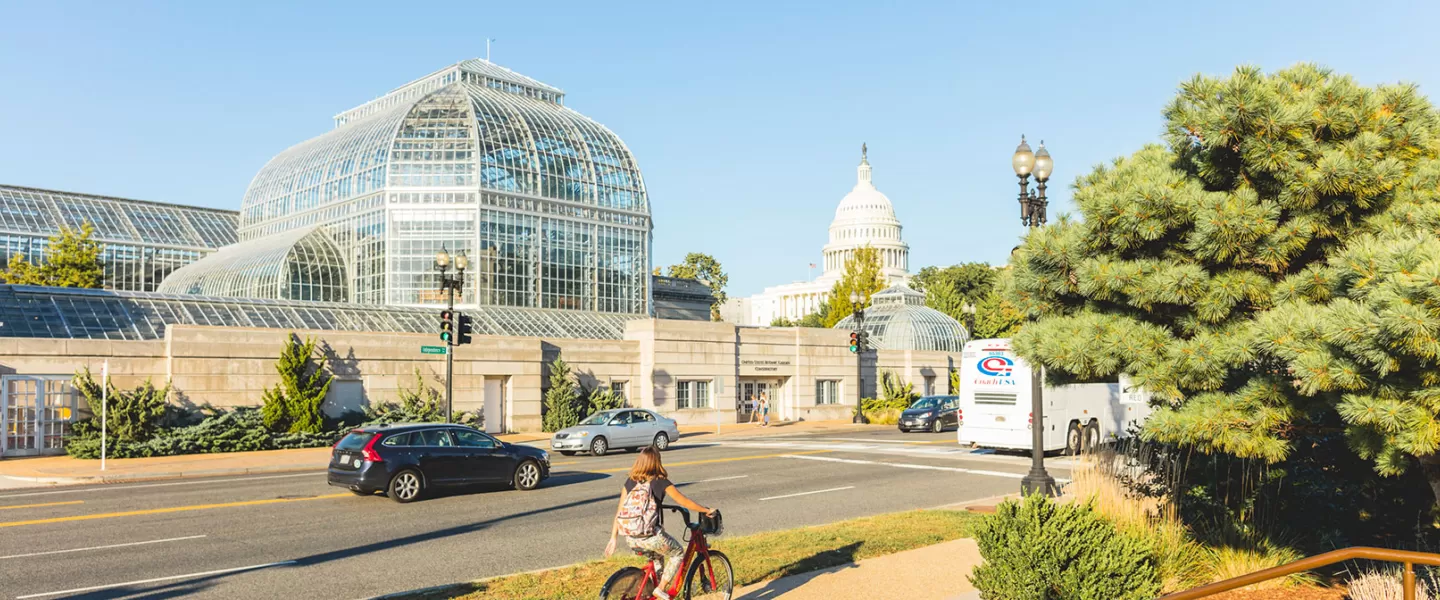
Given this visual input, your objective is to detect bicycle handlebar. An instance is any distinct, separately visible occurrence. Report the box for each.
[660,504,692,526]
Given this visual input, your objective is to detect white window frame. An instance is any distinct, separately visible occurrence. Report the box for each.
[815,379,841,405]
[676,379,711,409]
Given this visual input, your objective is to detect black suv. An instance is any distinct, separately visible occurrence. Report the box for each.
[327,424,550,503]
[898,395,961,433]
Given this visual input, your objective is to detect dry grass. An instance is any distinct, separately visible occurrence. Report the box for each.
[1068,457,1319,593]
[1068,457,1206,591]
[1346,567,1438,600]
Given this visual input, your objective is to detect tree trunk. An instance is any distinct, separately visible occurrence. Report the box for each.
[1418,454,1440,506]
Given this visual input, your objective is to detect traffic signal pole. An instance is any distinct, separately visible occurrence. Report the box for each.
[445,287,454,423]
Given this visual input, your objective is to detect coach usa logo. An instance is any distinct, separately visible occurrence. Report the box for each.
[977,356,1014,377]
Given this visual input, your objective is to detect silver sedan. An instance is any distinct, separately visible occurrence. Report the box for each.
[549,409,680,457]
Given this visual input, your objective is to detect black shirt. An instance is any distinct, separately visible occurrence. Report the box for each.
[624,477,672,506]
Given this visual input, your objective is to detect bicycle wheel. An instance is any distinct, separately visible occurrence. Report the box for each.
[682,550,734,600]
[600,566,649,600]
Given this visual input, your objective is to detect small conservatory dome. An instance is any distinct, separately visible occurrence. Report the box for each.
[833,284,968,352]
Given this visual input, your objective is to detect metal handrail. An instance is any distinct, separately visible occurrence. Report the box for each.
[1160,546,1440,600]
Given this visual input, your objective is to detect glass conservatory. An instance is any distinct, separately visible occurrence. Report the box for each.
[157,227,348,302]
[833,285,969,352]
[0,185,237,291]
[0,285,635,341]
[175,58,652,315]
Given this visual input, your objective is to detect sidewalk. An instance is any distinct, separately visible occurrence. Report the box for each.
[733,538,983,600]
[0,419,868,487]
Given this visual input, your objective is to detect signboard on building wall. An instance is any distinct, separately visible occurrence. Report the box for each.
[740,357,792,375]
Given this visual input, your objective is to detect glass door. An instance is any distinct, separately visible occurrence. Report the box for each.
[2,376,77,457]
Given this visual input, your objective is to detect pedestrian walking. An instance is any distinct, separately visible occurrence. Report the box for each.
[745,394,758,423]
[760,392,770,427]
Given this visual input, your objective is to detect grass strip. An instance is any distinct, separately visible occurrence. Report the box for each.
[402,509,975,600]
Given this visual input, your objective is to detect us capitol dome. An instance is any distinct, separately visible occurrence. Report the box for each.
[729,145,911,325]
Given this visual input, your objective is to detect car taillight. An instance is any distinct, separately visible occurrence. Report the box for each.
[361,435,383,463]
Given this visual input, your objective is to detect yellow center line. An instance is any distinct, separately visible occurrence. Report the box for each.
[592,449,833,473]
[0,500,84,511]
[0,493,349,529]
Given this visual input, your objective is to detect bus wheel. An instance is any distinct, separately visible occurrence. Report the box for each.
[1082,421,1101,453]
[1065,422,1083,455]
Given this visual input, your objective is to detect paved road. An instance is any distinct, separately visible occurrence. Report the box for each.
[0,428,1075,600]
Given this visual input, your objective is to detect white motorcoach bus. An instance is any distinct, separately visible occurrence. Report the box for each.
[957,338,1153,454]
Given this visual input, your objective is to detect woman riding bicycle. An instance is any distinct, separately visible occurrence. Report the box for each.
[605,446,716,600]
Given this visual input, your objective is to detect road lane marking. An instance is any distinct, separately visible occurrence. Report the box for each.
[792,437,950,445]
[0,535,206,560]
[15,560,297,599]
[592,449,831,474]
[692,475,748,484]
[0,500,83,511]
[0,472,322,499]
[782,454,1072,483]
[0,493,349,529]
[760,486,855,501]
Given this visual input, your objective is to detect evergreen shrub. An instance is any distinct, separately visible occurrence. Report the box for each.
[970,494,1161,600]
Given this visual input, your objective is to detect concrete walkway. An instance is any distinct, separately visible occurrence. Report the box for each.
[0,419,867,487]
[732,538,983,600]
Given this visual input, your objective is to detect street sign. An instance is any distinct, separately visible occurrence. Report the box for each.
[421,345,447,355]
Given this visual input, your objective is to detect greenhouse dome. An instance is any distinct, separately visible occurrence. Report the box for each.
[157,227,348,302]
[833,284,969,352]
[172,58,651,314]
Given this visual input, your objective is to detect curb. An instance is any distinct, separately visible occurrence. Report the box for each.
[0,464,325,486]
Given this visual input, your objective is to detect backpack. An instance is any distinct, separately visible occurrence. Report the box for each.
[617,481,661,538]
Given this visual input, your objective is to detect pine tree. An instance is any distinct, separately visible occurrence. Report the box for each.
[1006,64,1440,502]
[260,335,333,433]
[542,357,583,432]
[824,246,886,327]
[2,222,104,288]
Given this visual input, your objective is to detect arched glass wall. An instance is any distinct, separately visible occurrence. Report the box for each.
[226,60,651,314]
[158,227,348,302]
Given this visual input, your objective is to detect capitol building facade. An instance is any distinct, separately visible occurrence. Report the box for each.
[727,147,910,326]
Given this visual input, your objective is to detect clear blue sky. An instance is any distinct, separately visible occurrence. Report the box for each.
[2,0,1436,297]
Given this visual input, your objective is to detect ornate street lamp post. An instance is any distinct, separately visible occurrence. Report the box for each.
[849,291,870,424]
[1013,135,1058,497]
[435,247,468,423]
[962,303,977,339]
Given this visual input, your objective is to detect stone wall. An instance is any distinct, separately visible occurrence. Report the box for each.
[0,321,960,433]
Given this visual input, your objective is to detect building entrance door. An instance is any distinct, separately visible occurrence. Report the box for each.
[1,376,78,458]
[483,377,504,434]
[739,378,784,424]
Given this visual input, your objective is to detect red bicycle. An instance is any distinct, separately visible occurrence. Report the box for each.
[600,505,734,600]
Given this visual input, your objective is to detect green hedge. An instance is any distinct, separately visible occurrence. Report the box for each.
[969,494,1161,600]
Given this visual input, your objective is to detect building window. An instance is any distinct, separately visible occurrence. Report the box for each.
[816,380,841,405]
[676,380,710,409]
[610,381,627,401]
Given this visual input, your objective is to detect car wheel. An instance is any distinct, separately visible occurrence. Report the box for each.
[559,451,576,456]
[1082,421,1101,453]
[513,460,542,491]
[387,470,424,503]
[590,436,609,457]
[1065,422,1083,456]
[931,419,944,434]
[653,432,670,451]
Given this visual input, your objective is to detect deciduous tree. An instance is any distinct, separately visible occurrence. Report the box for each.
[666,253,729,321]
[2,223,104,288]
[824,246,886,327]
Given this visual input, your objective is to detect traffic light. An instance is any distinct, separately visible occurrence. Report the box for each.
[457,313,474,345]
[440,309,455,344]
[849,331,860,353]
